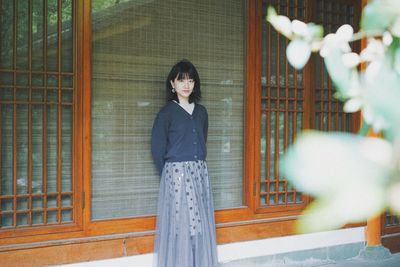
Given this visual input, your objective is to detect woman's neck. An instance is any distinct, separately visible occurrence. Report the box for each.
[177,96,190,105]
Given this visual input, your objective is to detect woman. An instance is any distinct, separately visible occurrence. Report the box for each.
[151,59,218,267]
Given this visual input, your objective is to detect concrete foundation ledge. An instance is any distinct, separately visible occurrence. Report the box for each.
[219,242,365,266]
[55,227,366,267]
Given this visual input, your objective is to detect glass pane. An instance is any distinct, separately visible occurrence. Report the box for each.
[1,198,13,211]
[17,0,29,70]
[62,76,73,88]
[32,74,44,87]
[2,214,13,227]
[47,89,58,102]
[32,89,44,102]
[47,0,58,72]
[62,90,73,103]
[47,105,57,193]
[16,88,29,101]
[32,212,44,225]
[260,112,266,180]
[47,195,57,208]
[0,72,13,87]
[278,194,285,204]
[17,197,28,210]
[0,88,14,101]
[288,193,293,203]
[270,183,275,193]
[62,195,71,207]
[61,106,72,192]
[270,31,277,86]
[91,0,245,219]
[296,192,302,202]
[0,105,14,195]
[61,0,73,72]
[269,194,275,205]
[47,211,58,223]
[0,1,14,69]
[16,73,29,86]
[17,213,28,226]
[61,210,72,222]
[17,105,28,194]
[47,75,58,88]
[270,112,276,179]
[32,196,43,209]
[288,112,293,144]
[32,0,44,71]
[32,105,43,193]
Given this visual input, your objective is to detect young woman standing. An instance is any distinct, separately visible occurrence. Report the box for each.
[151,60,218,267]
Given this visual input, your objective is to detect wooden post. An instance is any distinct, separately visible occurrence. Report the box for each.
[366,214,382,246]
[365,129,382,247]
[360,0,384,250]
[361,132,391,258]
[357,0,391,259]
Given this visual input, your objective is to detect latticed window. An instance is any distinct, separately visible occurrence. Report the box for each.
[313,0,359,132]
[258,0,360,211]
[385,213,400,227]
[0,0,76,231]
[383,211,400,237]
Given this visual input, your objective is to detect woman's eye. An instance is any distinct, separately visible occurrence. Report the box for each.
[178,79,194,83]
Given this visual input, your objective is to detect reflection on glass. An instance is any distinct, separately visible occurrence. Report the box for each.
[47,105,57,193]
[62,106,72,192]
[17,105,28,194]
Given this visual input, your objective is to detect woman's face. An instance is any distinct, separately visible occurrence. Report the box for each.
[170,74,195,102]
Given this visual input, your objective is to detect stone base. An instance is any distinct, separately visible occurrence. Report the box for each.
[358,245,392,260]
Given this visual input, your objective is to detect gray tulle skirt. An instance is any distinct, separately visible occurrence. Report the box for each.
[153,160,218,267]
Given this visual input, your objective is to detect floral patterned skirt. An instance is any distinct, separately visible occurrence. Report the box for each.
[153,160,218,267]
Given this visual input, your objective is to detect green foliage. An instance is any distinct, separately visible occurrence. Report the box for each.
[361,0,400,34]
[92,0,128,12]
[267,0,400,232]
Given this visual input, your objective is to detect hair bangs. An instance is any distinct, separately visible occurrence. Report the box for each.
[176,71,195,81]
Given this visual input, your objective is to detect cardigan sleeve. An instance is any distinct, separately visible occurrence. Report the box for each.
[204,109,209,143]
[151,111,168,175]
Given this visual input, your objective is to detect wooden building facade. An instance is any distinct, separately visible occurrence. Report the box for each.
[0,0,399,266]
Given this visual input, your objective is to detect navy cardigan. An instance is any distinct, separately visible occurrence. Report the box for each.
[151,101,208,174]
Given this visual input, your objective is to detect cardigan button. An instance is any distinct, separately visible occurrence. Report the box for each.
[194,155,198,159]
[192,129,196,133]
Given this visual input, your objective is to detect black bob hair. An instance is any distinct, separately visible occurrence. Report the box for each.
[166,59,201,103]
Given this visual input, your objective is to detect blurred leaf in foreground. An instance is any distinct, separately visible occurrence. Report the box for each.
[280,131,394,232]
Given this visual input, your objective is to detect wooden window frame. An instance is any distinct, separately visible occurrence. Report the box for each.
[0,0,84,241]
[254,0,361,215]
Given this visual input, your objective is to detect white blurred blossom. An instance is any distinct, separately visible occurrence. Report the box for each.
[382,32,393,46]
[341,52,360,68]
[360,38,385,62]
[320,25,353,58]
[267,4,400,231]
[388,183,400,213]
[291,19,308,37]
